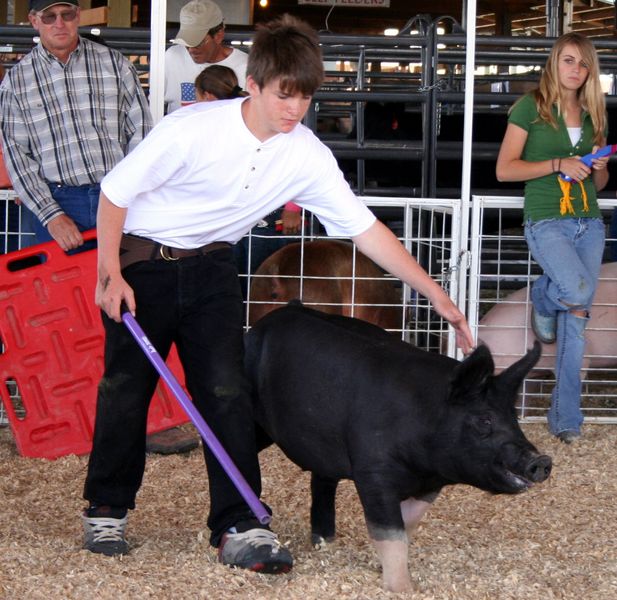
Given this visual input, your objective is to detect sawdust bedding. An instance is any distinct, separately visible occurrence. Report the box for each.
[1,423,616,600]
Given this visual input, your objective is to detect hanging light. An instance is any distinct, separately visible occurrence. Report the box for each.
[259,0,268,7]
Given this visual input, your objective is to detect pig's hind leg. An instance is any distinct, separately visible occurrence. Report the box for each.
[310,473,339,547]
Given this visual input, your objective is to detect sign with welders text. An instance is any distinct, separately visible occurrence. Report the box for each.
[298,0,390,6]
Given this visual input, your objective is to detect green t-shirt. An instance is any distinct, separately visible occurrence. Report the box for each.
[508,93,602,222]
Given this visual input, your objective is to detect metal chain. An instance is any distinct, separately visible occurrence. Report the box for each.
[440,250,470,295]
[417,79,449,93]
[442,250,470,278]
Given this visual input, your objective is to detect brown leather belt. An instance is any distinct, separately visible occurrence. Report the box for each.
[119,233,231,270]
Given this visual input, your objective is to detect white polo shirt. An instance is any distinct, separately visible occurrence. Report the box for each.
[101,98,376,248]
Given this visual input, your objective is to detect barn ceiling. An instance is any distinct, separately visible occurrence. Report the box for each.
[251,0,617,38]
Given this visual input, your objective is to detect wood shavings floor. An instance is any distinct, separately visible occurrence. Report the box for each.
[1,423,615,599]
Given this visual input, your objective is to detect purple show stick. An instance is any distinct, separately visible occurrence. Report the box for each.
[121,308,271,525]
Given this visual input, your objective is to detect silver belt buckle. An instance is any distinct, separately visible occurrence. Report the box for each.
[159,245,179,261]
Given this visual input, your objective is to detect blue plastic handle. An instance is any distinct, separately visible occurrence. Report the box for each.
[559,144,617,182]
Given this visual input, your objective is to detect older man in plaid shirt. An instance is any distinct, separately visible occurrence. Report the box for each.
[0,0,152,252]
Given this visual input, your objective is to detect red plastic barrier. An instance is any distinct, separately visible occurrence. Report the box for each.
[0,231,188,459]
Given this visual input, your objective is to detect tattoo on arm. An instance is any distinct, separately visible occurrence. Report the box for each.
[100,275,111,290]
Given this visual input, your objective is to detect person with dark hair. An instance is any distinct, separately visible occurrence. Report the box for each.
[194,64,246,101]
[164,0,248,113]
[82,14,473,573]
[0,0,152,251]
[497,32,609,444]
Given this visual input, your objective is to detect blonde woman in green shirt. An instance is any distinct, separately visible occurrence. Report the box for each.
[496,32,609,444]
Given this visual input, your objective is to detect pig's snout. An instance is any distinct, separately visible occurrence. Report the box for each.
[524,455,552,483]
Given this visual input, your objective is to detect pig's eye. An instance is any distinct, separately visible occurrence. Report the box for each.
[472,414,493,436]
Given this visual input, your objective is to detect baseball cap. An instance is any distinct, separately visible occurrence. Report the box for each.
[30,0,79,11]
[171,0,224,48]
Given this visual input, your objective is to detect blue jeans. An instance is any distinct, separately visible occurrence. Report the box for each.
[524,217,605,435]
[83,247,264,547]
[34,183,100,250]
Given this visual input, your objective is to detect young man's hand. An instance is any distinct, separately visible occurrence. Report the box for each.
[95,270,135,323]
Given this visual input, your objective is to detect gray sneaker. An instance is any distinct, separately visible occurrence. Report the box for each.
[218,528,293,574]
[82,511,129,556]
[531,306,556,344]
[557,429,580,444]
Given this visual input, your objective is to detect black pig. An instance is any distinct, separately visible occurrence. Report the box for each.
[244,303,552,592]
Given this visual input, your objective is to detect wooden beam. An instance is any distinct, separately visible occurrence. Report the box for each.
[80,7,108,26]
[14,0,29,24]
[107,0,131,28]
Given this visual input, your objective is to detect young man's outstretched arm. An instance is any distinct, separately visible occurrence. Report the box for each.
[352,220,474,354]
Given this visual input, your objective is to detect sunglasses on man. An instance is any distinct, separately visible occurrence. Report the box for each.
[37,7,78,25]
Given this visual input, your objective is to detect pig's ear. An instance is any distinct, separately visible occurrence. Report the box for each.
[448,344,495,404]
[495,340,542,392]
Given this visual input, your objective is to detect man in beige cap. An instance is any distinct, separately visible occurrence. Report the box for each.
[164,0,248,113]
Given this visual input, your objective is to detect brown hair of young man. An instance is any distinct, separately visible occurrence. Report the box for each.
[247,14,324,97]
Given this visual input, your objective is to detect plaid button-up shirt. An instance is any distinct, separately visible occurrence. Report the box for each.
[0,37,152,225]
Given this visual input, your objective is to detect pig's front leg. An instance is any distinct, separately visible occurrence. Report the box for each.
[358,479,413,592]
[368,526,411,593]
[371,493,441,591]
[400,491,440,540]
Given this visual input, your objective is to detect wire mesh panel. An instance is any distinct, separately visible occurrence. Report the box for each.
[0,190,36,255]
[0,190,36,425]
[241,197,463,358]
[469,195,617,423]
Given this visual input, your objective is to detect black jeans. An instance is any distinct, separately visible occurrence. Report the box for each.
[83,247,263,546]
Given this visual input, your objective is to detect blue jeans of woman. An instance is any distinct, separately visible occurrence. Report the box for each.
[524,217,605,435]
[34,184,100,249]
[83,247,264,546]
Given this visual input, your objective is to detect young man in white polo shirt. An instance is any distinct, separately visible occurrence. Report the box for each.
[82,15,474,572]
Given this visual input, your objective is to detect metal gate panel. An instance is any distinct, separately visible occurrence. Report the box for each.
[470,195,617,423]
